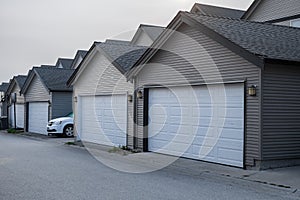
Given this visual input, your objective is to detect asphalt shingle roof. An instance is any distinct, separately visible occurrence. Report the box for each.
[192,3,245,19]
[0,83,9,92]
[96,42,147,73]
[105,39,131,45]
[34,67,74,91]
[185,12,300,62]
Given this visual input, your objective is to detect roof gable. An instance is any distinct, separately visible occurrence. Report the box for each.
[6,75,27,95]
[191,3,245,19]
[67,41,147,86]
[185,13,300,63]
[127,11,300,79]
[22,66,74,94]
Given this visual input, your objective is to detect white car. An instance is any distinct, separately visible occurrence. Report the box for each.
[47,112,74,137]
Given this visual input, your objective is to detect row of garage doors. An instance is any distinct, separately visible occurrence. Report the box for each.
[8,102,49,135]
[77,83,244,167]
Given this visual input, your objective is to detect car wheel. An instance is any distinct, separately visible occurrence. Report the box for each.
[63,125,74,137]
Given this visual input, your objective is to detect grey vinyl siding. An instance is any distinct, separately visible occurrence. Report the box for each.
[262,64,300,160]
[51,92,73,119]
[134,23,261,166]
[25,75,50,102]
[134,95,144,150]
[248,0,300,22]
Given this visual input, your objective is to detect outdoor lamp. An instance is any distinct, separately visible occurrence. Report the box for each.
[137,90,143,99]
[248,85,257,96]
[128,94,133,102]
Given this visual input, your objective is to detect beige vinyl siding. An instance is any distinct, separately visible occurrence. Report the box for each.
[25,75,50,102]
[247,0,300,22]
[135,23,261,166]
[262,64,300,160]
[73,51,134,147]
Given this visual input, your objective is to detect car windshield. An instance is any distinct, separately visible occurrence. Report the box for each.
[66,112,74,118]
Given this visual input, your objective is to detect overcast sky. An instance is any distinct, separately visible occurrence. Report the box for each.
[0,0,253,83]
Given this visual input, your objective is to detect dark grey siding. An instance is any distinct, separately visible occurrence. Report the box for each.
[248,0,300,22]
[51,92,73,119]
[262,64,300,160]
[134,23,261,166]
[134,95,144,150]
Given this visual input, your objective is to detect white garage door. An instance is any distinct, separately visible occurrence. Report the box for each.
[148,83,244,167]
[79,95,127,146]
[28,102,49,135]
[9,104,24,128]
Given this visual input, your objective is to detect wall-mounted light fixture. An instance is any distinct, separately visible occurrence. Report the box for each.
[128,94,133,102]
[137,90,143,99]
[74,96,78,102]
[248,85,257,96]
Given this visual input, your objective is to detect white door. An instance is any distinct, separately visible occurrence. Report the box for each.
[79,95,127,147]
[28,102,49,135]
[148,83,244,167]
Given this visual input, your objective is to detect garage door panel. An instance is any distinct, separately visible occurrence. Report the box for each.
[28,102,48,135]
[80,95,127,147]
[148,83,244,168]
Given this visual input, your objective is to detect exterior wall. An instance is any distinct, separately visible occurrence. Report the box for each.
[51,92,73,119]
[134,23,261,167]
[132,31,153,46]
[261,64,300,164]
[7,83,25,129]
[73,51,134,148]
[247,0,300,22]
[24,75,51,131]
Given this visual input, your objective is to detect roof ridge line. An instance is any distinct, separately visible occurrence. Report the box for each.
[186,11,300,30]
